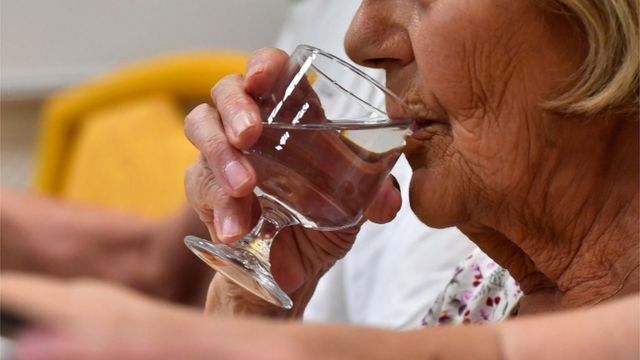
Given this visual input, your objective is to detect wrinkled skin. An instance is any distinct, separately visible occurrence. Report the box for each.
[345,0,638,311]
[186,0,638,315]
[0,0,638,358]
[183,49,402,315]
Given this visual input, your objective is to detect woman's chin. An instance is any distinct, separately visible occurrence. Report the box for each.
[408,167,467,229]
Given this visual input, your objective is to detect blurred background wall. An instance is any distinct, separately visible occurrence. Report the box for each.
[1,0,289,189]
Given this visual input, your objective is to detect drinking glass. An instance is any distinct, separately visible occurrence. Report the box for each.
[185,45,414,309]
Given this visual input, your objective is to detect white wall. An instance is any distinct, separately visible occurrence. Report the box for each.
[0,0,289,99]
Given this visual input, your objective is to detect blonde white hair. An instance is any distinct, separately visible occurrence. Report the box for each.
[550,0,639,115]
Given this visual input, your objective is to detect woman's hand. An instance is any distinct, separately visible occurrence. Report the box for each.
[184,48,402,315]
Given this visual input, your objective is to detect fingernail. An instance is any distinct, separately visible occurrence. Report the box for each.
[390,177,400,192]
[224,160,251,191]
[231,111,254,138]
[385,185,401,218]
[215,214,243,240]
[246,61,264,80]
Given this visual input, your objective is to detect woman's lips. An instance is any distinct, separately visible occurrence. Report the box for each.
[411,119,442,131]
[410,119,450,139]
[405,119,451,170]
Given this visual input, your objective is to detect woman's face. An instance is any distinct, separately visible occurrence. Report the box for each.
[345,0,585,228]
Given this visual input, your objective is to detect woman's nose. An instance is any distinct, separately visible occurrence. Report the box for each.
[344,1,414,70]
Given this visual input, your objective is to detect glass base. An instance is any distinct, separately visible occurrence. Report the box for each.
[184,236,293,309]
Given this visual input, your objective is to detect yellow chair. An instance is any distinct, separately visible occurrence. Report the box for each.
[34,52,249,218]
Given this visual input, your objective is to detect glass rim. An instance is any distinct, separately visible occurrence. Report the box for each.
[294,44,414,118]
[259,119,413,130]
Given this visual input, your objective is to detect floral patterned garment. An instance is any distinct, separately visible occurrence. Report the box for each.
[422,247,523,326]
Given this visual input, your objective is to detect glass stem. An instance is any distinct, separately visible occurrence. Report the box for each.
[235,196,297,266]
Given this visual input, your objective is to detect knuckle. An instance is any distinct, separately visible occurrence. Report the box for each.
[213,91,253,119]
[250,47,272,58]
[186,103,213,123]
[185,159,202,178]
[184,159,224,209]
[211,74,244,104]
[184,104,215,140]
[183,118,197,141]
[251,47,287,62]
[220,94,254,122]
[184,160,204,195]
[203,176,228,206]
[200,133,230,163]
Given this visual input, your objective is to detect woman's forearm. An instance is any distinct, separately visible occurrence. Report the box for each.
[286,319,500,360]
[499,293,639,360]
[287,294,638,360]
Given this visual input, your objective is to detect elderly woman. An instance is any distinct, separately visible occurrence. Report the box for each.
[1,0,637,358]
[188,0,638,315]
